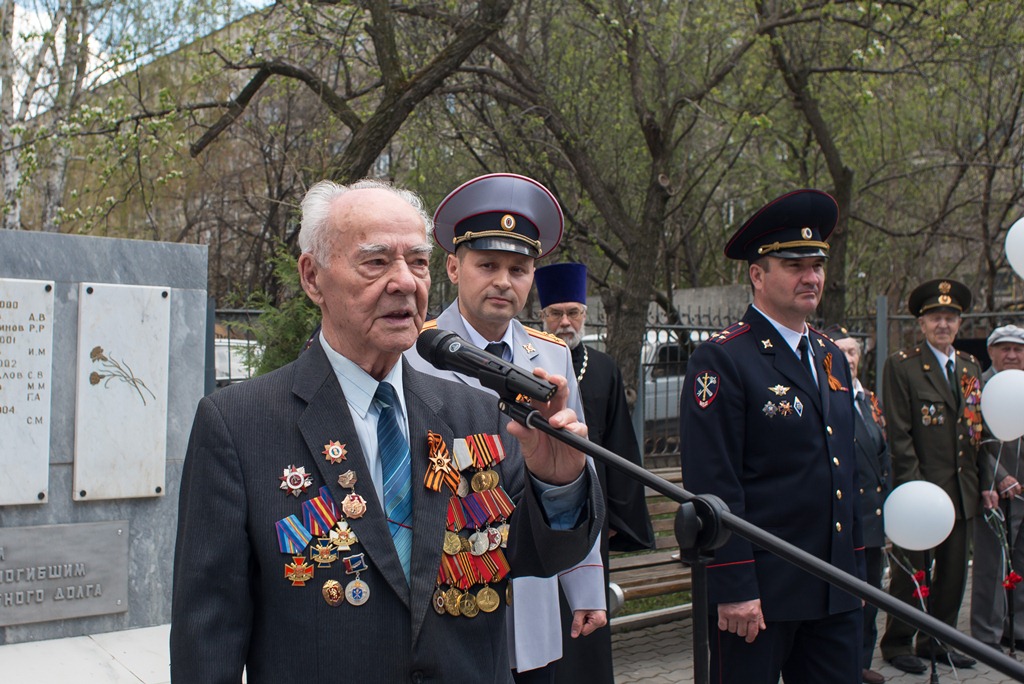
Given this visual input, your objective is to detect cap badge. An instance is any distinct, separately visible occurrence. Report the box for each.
[501,214,517,231]
[938,294,952,305]
[801,227,813,239]
[939,281,952,294]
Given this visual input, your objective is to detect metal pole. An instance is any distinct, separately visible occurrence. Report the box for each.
[876,294,888,399]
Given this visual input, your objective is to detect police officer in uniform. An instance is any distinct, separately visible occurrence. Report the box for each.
[679,189,864,683]
[879,279,994,674]
[534,262,656,684]
[405,173,607,681]
[827,325,891,684]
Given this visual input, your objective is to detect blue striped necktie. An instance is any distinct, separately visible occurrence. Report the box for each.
[375,381,413,582]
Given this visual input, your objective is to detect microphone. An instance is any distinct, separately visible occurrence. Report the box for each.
[416,328,557,403]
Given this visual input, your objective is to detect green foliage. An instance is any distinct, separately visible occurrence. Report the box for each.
[243,247,321,376]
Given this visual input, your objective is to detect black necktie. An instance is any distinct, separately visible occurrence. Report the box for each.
[485,342,508,362]
[798,336,814,380]
[946,359,961,409]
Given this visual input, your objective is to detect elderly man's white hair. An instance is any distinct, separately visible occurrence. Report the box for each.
[298,178,434,265]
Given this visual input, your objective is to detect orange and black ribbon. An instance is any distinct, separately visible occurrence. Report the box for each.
[425,431,461,493]
[822,353,846,391]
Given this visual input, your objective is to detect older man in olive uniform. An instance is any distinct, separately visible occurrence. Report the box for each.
[879,279,995,674]
[971,324,1024,652]
[679,189,864,684]
[405,173,607,681]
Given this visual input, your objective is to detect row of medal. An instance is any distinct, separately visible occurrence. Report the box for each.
[275,455,375,608]
[428,431,515,618]
[921,404,946,426]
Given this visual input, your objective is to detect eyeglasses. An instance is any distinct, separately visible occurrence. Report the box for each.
[543,307,586,321]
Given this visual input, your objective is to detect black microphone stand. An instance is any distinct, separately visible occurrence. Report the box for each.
[496,395,1024,684]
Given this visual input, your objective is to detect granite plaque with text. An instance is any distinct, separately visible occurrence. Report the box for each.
[0,521,130,627]
[0,278,55,506]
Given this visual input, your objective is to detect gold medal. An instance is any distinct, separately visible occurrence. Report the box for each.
[322,579,344,606]
[471,470,492,492]
[461,537,473,553]
[459,592,479,618]
[498,522,510,548]
[432,587,447,615]
[444,587,462,616]
[477,586,500,613]
[506,582,513,606]
[443,531,463,556]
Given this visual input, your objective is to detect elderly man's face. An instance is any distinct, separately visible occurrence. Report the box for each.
[917,310,961,353]
[299,188,431,379]
[834,337,861,379]
[542,302,586,349]
[990,342,1024,373]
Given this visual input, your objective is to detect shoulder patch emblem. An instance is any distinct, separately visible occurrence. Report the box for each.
[693,370,720,409]
[709,322,750,345]
[524,326,567,347]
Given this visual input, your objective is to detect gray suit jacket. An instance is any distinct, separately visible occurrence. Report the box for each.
[170,340,600,683]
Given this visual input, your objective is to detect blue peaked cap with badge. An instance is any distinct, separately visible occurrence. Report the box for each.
[433,173,564,258]
[534,262,587,308]
[724,189,838,261]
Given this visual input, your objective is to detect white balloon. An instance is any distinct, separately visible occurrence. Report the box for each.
[883,481,955,550]
[1007,216,1024,280]
[981,369,1024,442]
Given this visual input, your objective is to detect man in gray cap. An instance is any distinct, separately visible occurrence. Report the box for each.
[406,173,607,681]
[972,324,1024,652]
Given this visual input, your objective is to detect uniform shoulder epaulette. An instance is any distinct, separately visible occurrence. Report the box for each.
[808,324,834,344]
[524,325,566,347]
[892,347,921,362]
[709,321,749,345]
[956,349,979,365]
[419,319,438,334]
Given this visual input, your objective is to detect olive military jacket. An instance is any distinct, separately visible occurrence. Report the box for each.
[882,346,991,519]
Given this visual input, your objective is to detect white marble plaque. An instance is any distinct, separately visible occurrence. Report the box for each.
[0,278,55,506]
[74,283,170,500]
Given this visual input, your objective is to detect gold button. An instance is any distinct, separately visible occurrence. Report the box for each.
[835,522,842,532]
[876,508,882,516]
[836,490,843,500]
[959,434,964,441]
[833,457,840,467]
[859,488,865,495]
[958,466,963,472]
[876,486,883,493]
[827,426,833,435]
[958,451,964,457]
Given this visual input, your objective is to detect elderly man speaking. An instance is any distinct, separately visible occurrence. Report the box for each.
[170,179,602,683]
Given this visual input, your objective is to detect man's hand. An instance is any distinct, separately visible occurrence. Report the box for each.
[507,368,587,485]
[999,475,1021,499]
[718,599,766,643]
[570,609,607,637]
[982,489,1000,510]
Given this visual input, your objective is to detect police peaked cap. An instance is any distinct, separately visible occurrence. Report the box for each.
[433,173,564,258]
[534,262,587,308]
[725,189,838,261]
[908,278,972,317]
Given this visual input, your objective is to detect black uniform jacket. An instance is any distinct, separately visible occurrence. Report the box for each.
[853,387,890,548]
[679,306,864,621]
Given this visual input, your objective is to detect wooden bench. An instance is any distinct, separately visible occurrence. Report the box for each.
[608,467,692,609]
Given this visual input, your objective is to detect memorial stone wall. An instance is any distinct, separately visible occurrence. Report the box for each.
[0,231,207,644]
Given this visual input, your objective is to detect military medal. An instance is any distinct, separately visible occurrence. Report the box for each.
[275,514,313,554]
[338,469,358,489]
[778,401,793,417]
[432,587,447,615]
[329,519,358,550]
[443,530,463,555]
[762,401,777,418]
[310,539,338,567]
[322,579,344,606]
[342,493,367,518]
[486,526,502,551]
[793,396,803,417]
[425,431,460,494]
[284,556,314,586]
[469,530,490,556]
[345,578,370,606]
[498,522,510,548]
[322,440,347,464]
[459,591,480,618]
[342,553,369,606]
[302,488,339,536]
[768,385,789,396]
[444,587,462,616]
[471,469,497,492]
[477,586,500,613]
[279,465,313,497]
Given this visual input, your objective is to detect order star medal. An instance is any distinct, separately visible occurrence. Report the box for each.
[284,556,314,586]
[279,465,313,497]
[768,384,789,397]
[322,440,348,464]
